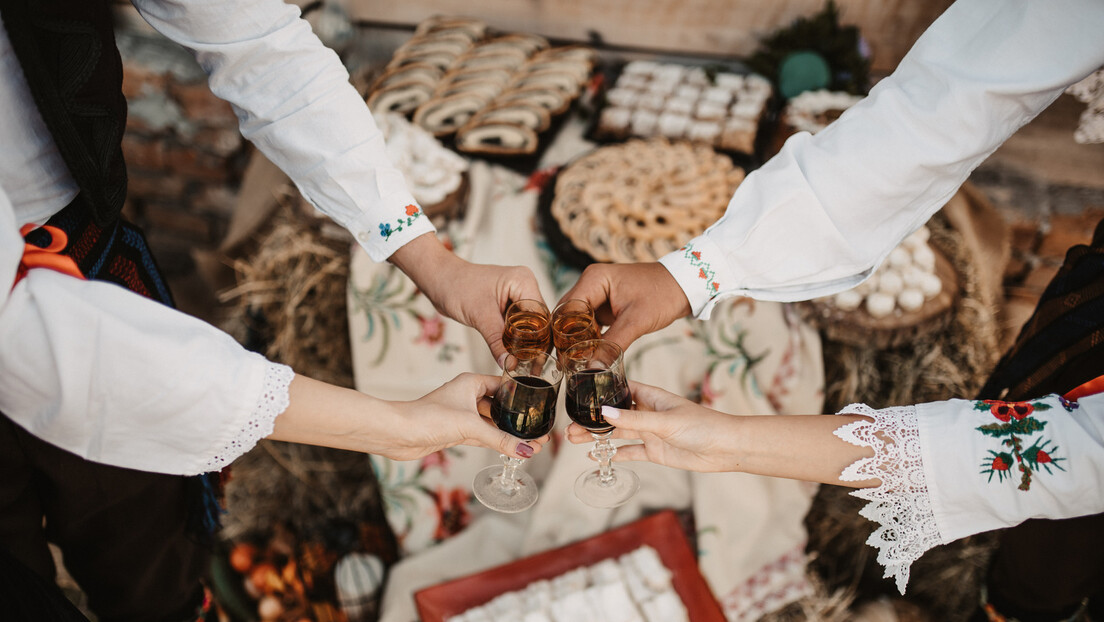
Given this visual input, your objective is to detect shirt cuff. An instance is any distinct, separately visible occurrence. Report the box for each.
[658,235,739,319]
[349,193,437,262]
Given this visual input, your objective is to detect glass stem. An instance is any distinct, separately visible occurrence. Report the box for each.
[498,455,524,493]
[590,432,617,485]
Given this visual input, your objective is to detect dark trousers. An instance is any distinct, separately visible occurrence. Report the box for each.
[977,218,1104,621]
[2,198,210,620]
[0,416,208,621]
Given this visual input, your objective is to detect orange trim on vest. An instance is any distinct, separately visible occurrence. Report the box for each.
[13,224,85,288]
[1064,374,1104,402]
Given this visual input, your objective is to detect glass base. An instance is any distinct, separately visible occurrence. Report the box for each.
[573,466,640,508]
[472,464,539,513]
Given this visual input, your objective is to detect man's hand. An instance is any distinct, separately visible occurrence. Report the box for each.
[557,262,692,351]
[390,233,545,366]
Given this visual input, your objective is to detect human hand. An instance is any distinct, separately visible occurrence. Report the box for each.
[557,262,691,351]
[385,372,549,461]
[390,233,545,366]
[565,380,741,472]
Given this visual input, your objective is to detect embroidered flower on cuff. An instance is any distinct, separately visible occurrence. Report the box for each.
[379,204,424,241]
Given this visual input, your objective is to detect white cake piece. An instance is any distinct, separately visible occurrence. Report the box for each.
[486,592,524,618]
[833,289,863,311]
[695,100,727,120]
[522,579,554,611]
[630,109,658,135]
[589,583,644,622]
[588,558,624,586]
[866,292,896,318]
[637,92,667,111]
[920,272,943,298]
[616,73,649,91]
[686,120,721,142]
[549,591,595,622]
[911,243,936,271]
[701,86,732,106]
[898,288,925,312]
[878,269,904,295]
[887,247,912,269]
[640,589,689,622]
[657,112,690,138]
[626,546,671,592]
[714,72,745,91]
[730,98,764,119]
[651,64,685,85]
[605,87,640,109]
[675,84,702,100]
[599,106,632,132]
[684,66,711,86]
[551,567,589,598]
[902,265,926,288]
[622,60,659,76]
[902,225,931,250]
[665,96,695,116]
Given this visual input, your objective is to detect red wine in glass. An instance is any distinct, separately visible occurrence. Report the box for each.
[491,376,557,439]
[564,368,631,434]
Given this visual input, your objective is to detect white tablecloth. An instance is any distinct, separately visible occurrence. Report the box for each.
[347,118,826,621]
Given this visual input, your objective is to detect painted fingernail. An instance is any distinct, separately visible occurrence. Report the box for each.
[516,442,534,458]
[601,405,620,420]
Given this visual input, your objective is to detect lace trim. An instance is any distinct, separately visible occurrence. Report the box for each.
[832,403,941,594]
[203,363,294,472]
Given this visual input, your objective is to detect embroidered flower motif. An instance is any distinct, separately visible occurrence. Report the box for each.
[431,486,472,541]
[983,399,1035,421]
[1058,395,1079,412]
[682,242,721,298]
[415,314,446,345]
[975,398,1062,490]
[379,204,425,241]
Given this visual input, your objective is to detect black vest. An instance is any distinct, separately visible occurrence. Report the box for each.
[1,0,128,227]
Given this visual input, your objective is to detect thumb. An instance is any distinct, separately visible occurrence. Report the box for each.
[596,316,647,353]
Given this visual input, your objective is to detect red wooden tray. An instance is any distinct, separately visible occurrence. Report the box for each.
[414,509,726,621]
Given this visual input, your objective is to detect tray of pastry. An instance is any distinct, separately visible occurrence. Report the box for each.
[794,225,960,349]
[365,15,597,167]
[414,510,725,622]
[587,58,778,170]
[537,137,746,271]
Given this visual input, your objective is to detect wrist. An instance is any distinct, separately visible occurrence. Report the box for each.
[388,232,464,299]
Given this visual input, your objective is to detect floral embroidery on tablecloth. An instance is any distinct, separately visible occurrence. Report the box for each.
[679,242,721,297]
[348,265,461,364]
[379,204,423,241]
[975,398,1067,490]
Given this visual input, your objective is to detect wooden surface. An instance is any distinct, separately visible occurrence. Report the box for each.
[346,0,953,73]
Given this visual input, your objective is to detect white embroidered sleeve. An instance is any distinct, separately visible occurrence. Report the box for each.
[203,362,294,473]
[832,403,941,594]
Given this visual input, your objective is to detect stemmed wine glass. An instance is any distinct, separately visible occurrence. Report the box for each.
[562,339,640,508]
[551,299,600,354]
[502,299,552,355]
[473,349,561,513]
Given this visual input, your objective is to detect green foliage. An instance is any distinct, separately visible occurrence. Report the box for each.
[747,0,870,97]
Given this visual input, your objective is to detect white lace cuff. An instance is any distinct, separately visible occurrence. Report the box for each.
[203,362,294,472]
[833,403,941,594]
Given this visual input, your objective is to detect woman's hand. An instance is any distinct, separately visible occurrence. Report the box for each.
[270,373,547,462]
[387,372,549,461]
[565,380,743,473]
[390,233,545,367]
